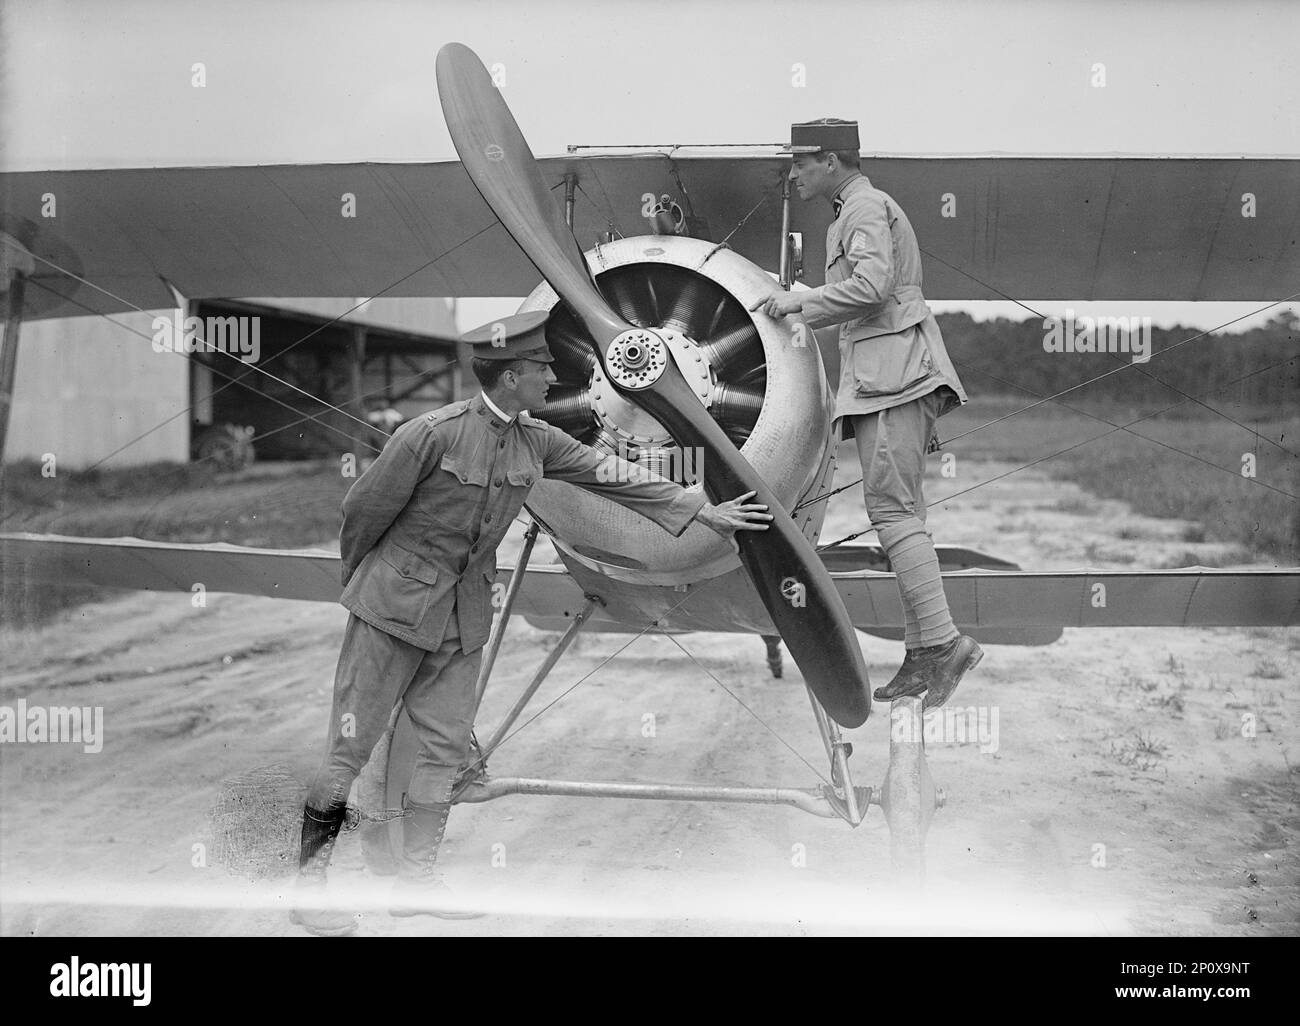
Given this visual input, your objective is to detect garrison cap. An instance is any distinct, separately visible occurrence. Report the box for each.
[782,118,860,154]
[462,309,555,362]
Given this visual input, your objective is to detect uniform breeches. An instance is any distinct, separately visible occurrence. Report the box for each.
[849,389,944,527]
[307,613,483,811]
[850,391,957,649]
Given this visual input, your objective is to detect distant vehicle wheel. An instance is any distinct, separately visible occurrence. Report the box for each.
[194,424,255,471]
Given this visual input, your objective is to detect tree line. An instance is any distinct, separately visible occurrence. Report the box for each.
[935,311,1298,413]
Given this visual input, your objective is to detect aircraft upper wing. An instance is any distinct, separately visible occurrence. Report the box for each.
[4,154,1296,320]
[4,533,1296,630]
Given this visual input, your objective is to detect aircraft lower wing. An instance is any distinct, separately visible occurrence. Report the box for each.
[4,534,1296,634]
[0,533,344,603]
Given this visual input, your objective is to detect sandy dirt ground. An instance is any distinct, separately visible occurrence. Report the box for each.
[1,447,1296,936]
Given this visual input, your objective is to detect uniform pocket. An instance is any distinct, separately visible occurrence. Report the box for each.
[359,552,436,629]
[851,329,933,398]
[440,453,489,486]
[435,455,486,530]
[387,545,441,585]
[504,462,542,510]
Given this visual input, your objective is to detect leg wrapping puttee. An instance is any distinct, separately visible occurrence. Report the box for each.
[877,517,958,649]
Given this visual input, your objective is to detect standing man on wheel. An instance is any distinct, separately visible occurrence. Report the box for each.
[752,118,983,713]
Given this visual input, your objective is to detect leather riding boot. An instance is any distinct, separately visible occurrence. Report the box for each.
[288,804,358,937]
[389,800,484,920]
[873,647,927,702]
[919,634,983,710]
[872,635,984,709]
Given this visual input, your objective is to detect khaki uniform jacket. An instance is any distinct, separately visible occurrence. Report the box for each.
[339,394,706,654]
[800,173,967,427]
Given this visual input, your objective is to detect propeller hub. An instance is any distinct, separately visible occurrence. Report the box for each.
[586,328,713,449]
[605,329,668,390]
[622,341,648,369]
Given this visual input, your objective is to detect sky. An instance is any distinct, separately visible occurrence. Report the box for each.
[3,0,1297,332]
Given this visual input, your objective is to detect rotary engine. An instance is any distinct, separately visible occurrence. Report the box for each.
[518,234,835,586]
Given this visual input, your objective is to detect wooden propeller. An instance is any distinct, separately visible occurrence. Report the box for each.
[436,42,871,726]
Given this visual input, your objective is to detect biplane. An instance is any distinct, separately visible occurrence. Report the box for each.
[1,42,1297,874]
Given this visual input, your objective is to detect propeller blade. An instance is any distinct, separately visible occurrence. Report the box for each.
[436,42,871,725]
[436,42,625,346]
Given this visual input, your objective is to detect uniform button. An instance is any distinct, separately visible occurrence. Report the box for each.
[498,440,506,449]
[525,475,533,485]
[484,513,493,523]
[470,545,478,553]
[493,478,502,487]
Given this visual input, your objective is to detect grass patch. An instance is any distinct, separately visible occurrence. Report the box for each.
[942,397,1299,564]
[1,458,351,547]
[1110,731,1169,770]
[1053,496,1092,515]
[1,459,353,627]
[1252,659,1286,680]
[1155,546,1257,569]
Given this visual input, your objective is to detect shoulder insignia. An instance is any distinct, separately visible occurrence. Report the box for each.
[424,399,473,425]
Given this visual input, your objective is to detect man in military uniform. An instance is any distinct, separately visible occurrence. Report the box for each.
[291,310,772,935]
[752,118,983,713]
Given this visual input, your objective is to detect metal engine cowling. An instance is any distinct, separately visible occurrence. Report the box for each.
[518,235,833,586]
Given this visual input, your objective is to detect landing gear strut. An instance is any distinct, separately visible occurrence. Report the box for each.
[762,634,783,678]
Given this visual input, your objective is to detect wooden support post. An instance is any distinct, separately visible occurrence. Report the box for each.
[564,173,577,229]
[778,177,792,289]
[454,339,473,401]
[0,270,27,491]
[349,323,367,460]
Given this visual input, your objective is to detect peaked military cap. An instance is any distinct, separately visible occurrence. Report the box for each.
[783,118,860,154]
[462,309,555,362]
